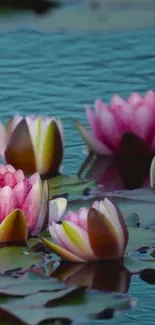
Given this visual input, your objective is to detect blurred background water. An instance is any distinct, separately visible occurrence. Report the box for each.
[0,0,155,323]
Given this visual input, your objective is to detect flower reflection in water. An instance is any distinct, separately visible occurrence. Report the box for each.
[52,259,131,293]
[79,132,153,190]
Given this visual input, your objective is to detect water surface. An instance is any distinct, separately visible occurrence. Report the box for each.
[0,27,155,324]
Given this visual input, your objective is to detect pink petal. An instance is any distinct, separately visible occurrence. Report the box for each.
[3,172,16,188]
[85,105,98,133]
[0,122,8,158]
[109,96,134,142]
[130,105,154,141]
[0,174,5,187]
[110,94,126,108]
[94,99,108,115]
[13,180,32,208]
[29,172,40,186]
[78,208,88,231]
[14,170,25,183]
[75,122,113,155]
[5,165,16,173]
[144,90,155,107]
[0,186,17,222]
[21,181,41,234]
[49,222,95,260]
[65,211,79,224]
[0,165,8,175]
[127,92,142,107]
[94,100,121,150]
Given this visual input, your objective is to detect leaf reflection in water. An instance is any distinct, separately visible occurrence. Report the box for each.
[52,259,131,293]
[78,133,153,191]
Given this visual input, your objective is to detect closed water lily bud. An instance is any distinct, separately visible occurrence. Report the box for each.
[0,115,63,177]
[0,164,49,243]
[42,197,129,262]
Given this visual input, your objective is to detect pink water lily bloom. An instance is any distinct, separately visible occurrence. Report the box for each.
[42,197,129,262]
[0,164,48,243]
[75,90,155,156]
[0,114,63,177]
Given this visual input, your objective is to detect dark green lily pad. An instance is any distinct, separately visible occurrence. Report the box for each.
[48,174,95,199]
[0,271,135,325]
[0,247,44,274]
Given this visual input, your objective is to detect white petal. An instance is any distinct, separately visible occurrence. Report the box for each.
[0,122,8,158]
[150,156,155,187]
[49,198,67,224]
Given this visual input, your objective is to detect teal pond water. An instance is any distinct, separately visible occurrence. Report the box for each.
[1,27,155,324]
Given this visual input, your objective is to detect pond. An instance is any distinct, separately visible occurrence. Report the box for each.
[0,1,155,325]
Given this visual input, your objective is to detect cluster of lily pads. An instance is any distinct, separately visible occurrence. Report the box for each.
[0,91,155,323]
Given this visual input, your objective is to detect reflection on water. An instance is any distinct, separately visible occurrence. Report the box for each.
[78,132,153,190]
[52,259,131,293]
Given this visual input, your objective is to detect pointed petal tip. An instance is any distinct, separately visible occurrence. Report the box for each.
[0,209,28,243]
[102,197,129,249]
[41,237,85,262]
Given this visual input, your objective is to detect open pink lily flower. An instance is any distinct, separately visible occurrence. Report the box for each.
[0,164,48,243]
[75,90,155,156]
[42,197,129,262]
[0,114,63,177]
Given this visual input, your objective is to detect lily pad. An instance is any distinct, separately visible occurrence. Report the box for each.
[48,174,95,199]
[0,247,43,274]
[124,255,155,273]
[0,272,66,296]
[0,271,135,325]
[66,188,155,226]
[127,227,155,253]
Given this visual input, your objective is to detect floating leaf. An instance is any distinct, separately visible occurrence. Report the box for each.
[127,227,155,253]
[48,174,95,199]
[0,271,135,325]
[124,255,155,273]
[66,188,155,226]
[0,272,66,296]
[0,247,43,274]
